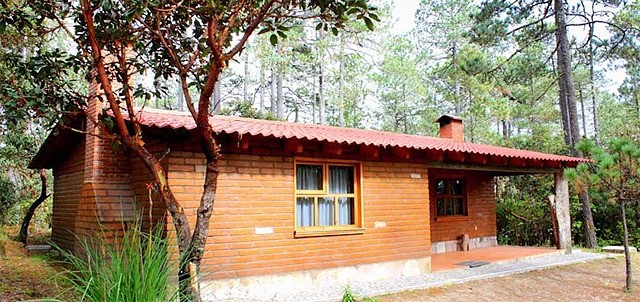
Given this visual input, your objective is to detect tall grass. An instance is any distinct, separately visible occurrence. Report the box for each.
[59,221,178,302]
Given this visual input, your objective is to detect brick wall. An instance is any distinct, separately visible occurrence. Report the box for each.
[429,170,496,242]
[51,139,85,251]
[130,153,167,233]
[165,152,431,280]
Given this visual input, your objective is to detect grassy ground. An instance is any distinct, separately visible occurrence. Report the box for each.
[378,253,640,302]
[0,229,77,302]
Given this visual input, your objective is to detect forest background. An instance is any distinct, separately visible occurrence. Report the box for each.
[1,0,640,251]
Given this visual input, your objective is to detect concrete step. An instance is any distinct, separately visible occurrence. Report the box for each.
[602,246,638,254]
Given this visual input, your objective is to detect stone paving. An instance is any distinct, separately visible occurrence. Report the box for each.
[268,250,608,302]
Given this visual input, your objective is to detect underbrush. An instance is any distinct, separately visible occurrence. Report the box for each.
[58,222,178,302]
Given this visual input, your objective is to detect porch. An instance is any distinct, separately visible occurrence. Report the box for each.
[268,250,605,302]
[430,245,562,272]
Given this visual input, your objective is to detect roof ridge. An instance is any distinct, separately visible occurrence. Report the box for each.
[133,107,456,142]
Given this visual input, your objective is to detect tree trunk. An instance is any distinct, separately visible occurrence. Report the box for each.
[17,169,49,244]
[588,24,598,142]
[555,0,579,147]
[260,65,265,111]
[547,194,560,248]
[452,42,462,115]
[502,120,509,139]
[317,30,325,125]
[621,199,633,291]
[243,49,249,104]
[270,63,276,115]
[177,78,185,111]
[312,70,317,124]
[212,78,222,114]
[276,44,284,119]
[578,82,587,137]
[555,0,597,249]
[338,37,345,127]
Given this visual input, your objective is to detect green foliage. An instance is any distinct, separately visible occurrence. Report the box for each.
[568,138,640,249]
[341,285,377,302]
[220,99,277,120]
[59,221,178,302]
[0,116,51,227]
[496,175,555,246]
[342,286,356,302]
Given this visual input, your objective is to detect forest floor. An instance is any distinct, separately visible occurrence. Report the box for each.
[0,229,638,302]
[377,252,640,302]
[0,228,76,302]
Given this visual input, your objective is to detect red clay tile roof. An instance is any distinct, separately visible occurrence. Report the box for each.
[132,108,586,165]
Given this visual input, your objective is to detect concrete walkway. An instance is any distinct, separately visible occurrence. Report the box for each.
[269,250,608,302]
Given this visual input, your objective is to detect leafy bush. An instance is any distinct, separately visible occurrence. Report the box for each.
[59,221,177,302]
[496,175,555,247]
[342,285,378,302]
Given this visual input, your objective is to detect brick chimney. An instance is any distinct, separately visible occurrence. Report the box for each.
[436,115,464,142]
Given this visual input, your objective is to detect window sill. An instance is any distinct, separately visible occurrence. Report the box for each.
[435,215,469,222]
[294,227,366,238]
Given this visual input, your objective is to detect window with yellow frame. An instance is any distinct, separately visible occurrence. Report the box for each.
[294,160,363,234]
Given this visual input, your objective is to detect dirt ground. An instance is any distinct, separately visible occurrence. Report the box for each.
[0,229,76,302]
[378,253,640,302]
[0,229,638,302]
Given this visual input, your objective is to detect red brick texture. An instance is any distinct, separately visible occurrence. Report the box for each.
[165,152,431,280]
[51,139,85,251]
[429,169,497,242]
[438,120,464,142]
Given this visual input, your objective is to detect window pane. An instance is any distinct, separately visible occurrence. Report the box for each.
[437,198,445,216]
[337,197,354,225]
[296,197,314,227]
[451,179,464,195]
[436,180,446,195]
[445,198,454,215]
[297,164,323,190]
[455,198,464,215]
[329,166,354,194]
[318,197,335,226]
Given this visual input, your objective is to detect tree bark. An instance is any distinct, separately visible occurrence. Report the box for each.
[452,42,462,115]
[620,199,632,291]
[212,78,222,114]
[555,0,597,249]
[547,194,560,248]
[588,23,598,142]
[270,62,276,115]
[578,82,587,137]
[243,48,249,103]
[260,66,265,111]
[338,36,345,127]
[17,169,49,244]
[555,0,579,147]
[317,29,325,125]
[276,43,284,119]
[177,79,185,111]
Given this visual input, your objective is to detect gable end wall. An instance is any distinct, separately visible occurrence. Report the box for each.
[51,139,85,251]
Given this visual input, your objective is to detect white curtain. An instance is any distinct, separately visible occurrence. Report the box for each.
[296,165,321,227]
[296,197,314,227]
[297,165,322,190]
[330,167,354,225]
[319,197,334,226]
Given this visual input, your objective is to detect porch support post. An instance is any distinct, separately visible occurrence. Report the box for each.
[554,172,572,253]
